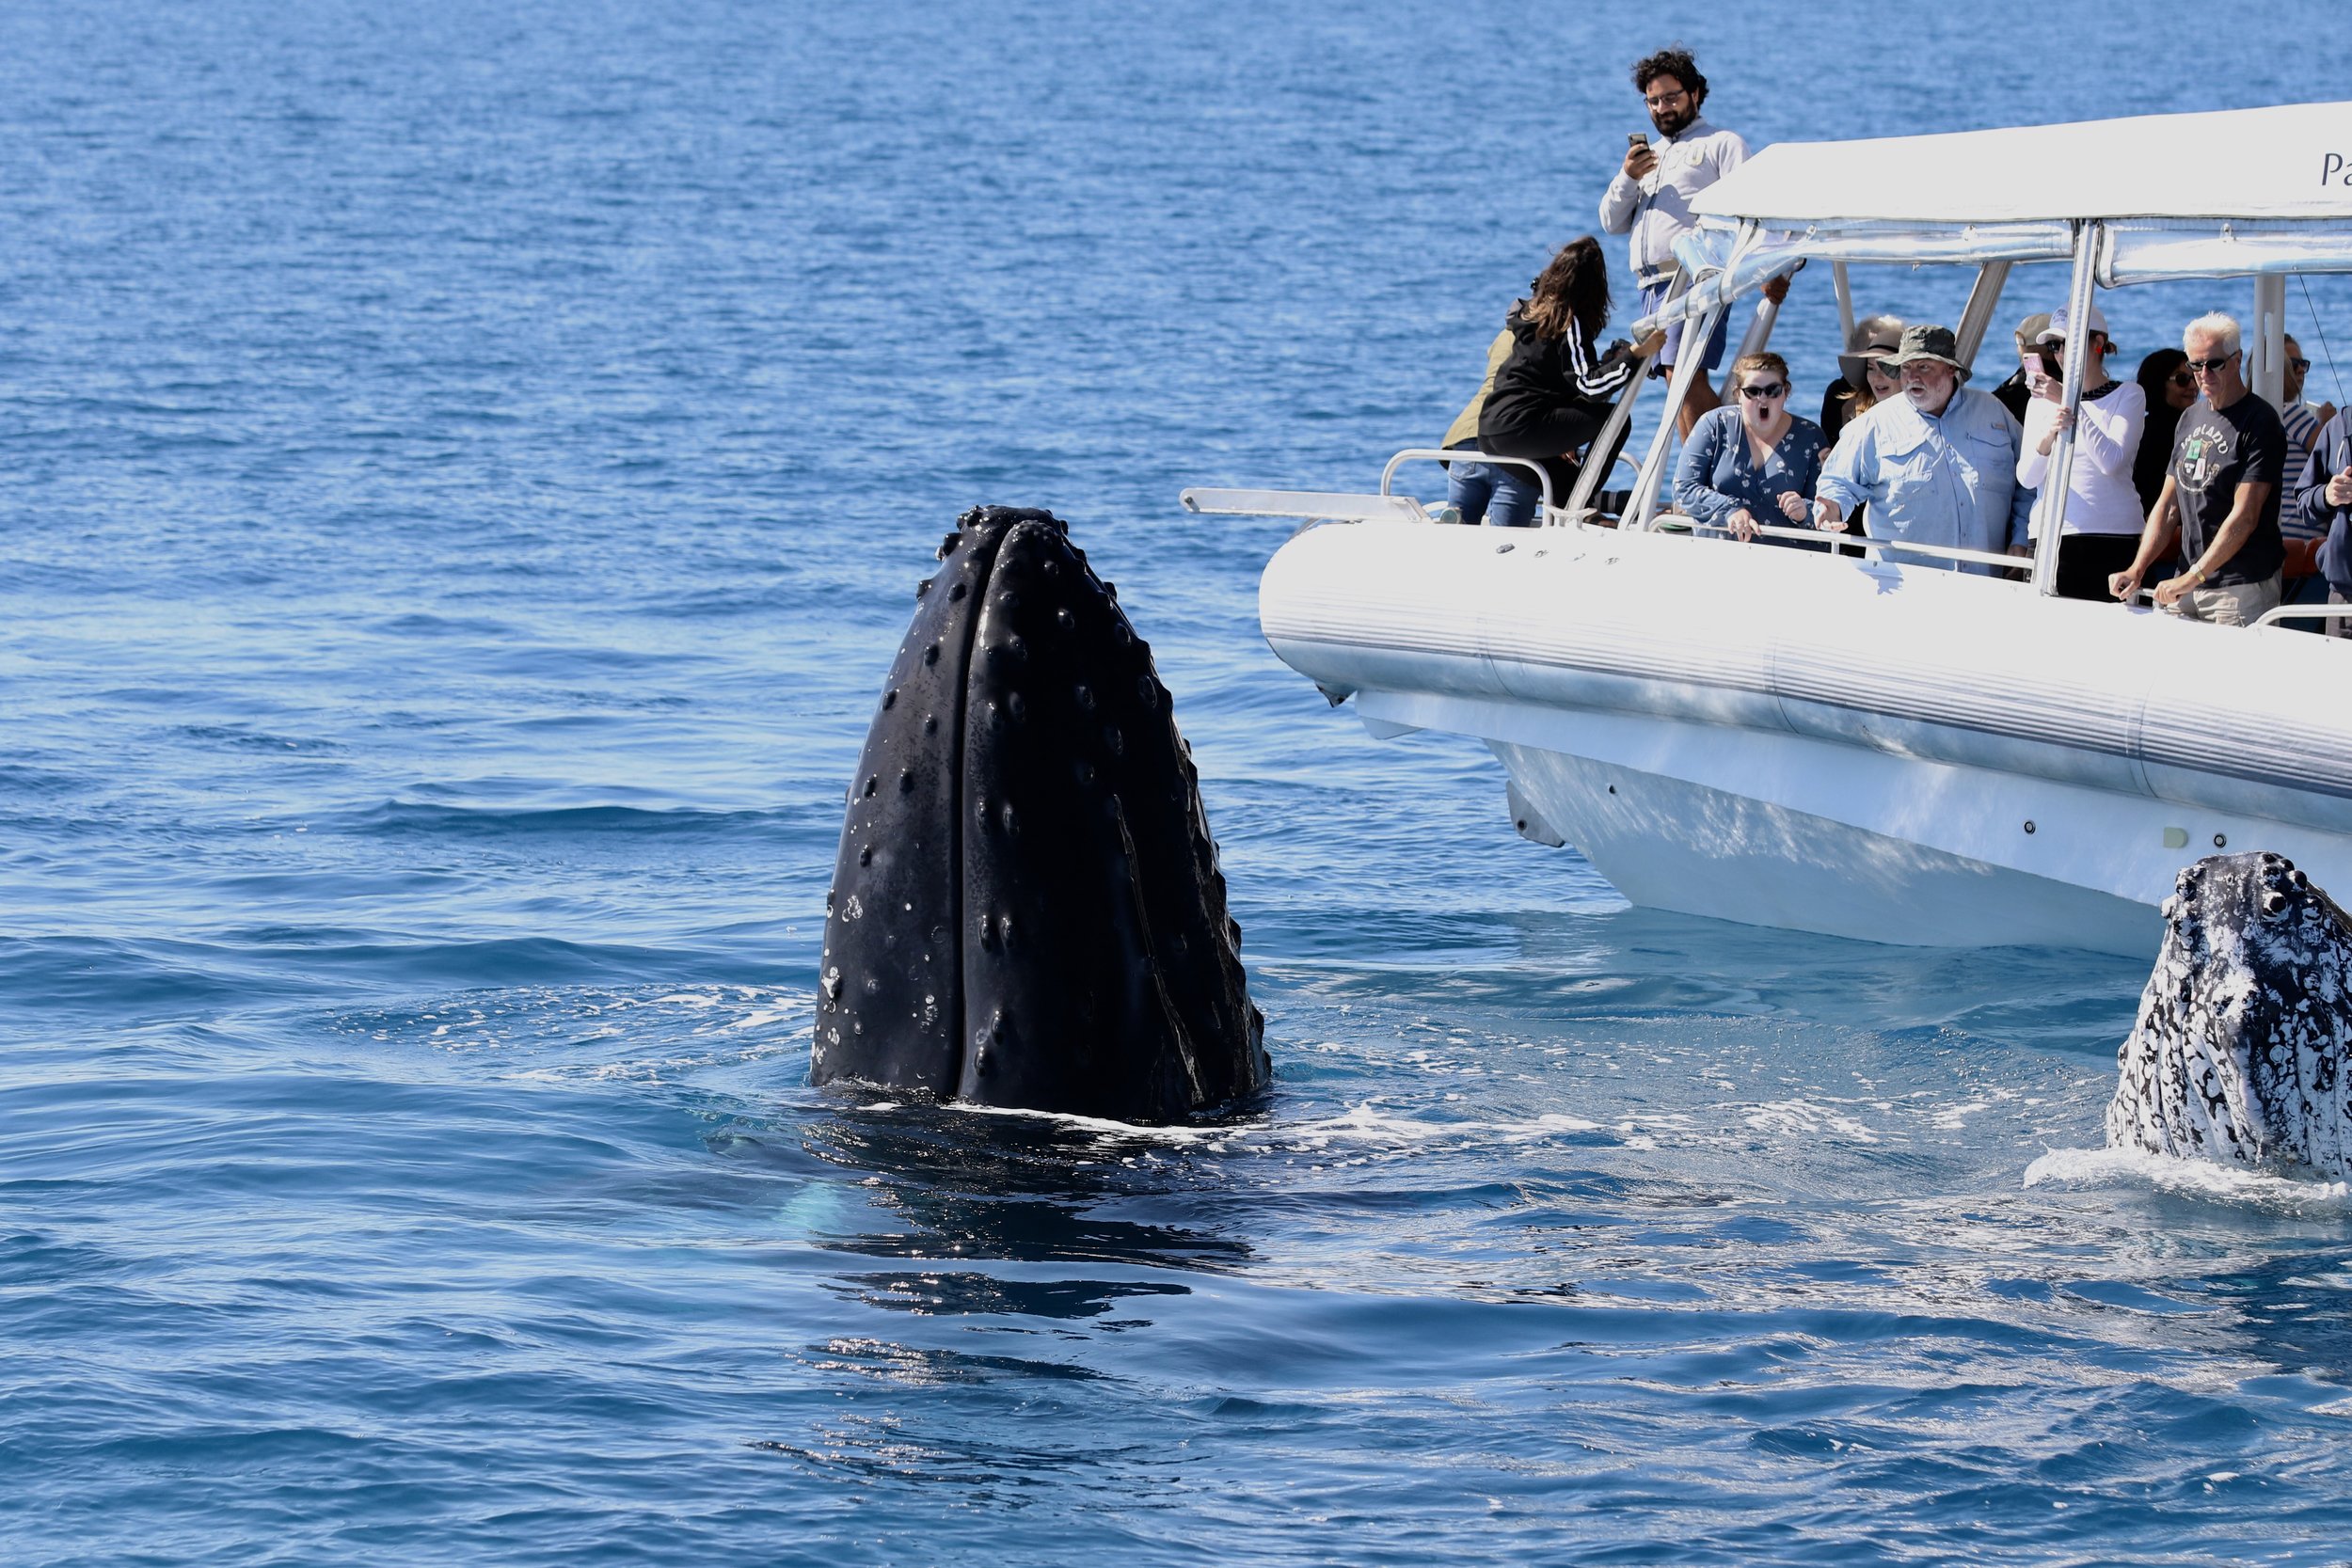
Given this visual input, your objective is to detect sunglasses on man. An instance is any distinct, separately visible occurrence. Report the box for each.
[1736,382,1788,401]
[2185,352,2237,374]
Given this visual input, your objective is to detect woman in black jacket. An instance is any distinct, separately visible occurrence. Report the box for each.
[1477,236,1661,522]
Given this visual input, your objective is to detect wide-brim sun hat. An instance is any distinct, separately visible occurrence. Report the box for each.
[1837,315,1904,380]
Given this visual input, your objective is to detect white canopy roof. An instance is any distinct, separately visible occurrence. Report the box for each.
[1693,102,2352,227]
[1632,103,2352,334]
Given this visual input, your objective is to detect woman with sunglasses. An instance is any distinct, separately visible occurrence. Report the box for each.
[2133,347,2196,517]
[2014,305,2147,600]
[1671,352,1827,542]
[1820,315,1904,445]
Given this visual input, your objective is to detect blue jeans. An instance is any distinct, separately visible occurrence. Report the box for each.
[1445,446,1543,527]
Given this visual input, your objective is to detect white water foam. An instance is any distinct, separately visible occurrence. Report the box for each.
[2024,1145,2352,1211]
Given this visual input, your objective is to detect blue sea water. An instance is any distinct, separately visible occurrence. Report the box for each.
[9,1,2352,1562]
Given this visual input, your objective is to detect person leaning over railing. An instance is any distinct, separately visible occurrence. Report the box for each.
[1809,325,2033,576]
[2109,313,2286,626]
[1478,236,1663,520]
[2290,404,2352,639]
[2015,304,2146,602]
[1673,352,1826,544]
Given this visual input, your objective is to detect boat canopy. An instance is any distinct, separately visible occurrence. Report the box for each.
[1645,102,2352,330]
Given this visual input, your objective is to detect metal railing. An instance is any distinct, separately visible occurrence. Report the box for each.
[1378,449,1553,513]
[2253,602,2352,631]
[1739,522,2034,573]
[1179,487,1430,524]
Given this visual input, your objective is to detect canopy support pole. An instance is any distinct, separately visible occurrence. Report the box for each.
[1718,278,1787,400]
[1628,222,1754,531]
[2250,274,2288,407]
[1565,277,1675,527]
[2031,223,2101,597]
[1832,261,1855,348]
[1953,261,2013,372]
[1632,300,1728,531]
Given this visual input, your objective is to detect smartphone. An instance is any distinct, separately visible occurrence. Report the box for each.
[1628,133,1649,149]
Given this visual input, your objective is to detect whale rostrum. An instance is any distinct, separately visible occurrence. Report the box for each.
[813,505,1267,1123]
[2107,851,2352,1178]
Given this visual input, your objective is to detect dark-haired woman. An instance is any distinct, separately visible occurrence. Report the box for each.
[2134,348,2196,517]
[1476,236,1661,525]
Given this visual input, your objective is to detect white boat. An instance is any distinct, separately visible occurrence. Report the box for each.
[1188,104,2352,958]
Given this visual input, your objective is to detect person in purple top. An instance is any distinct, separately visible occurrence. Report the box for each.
[1673,352,1827,543]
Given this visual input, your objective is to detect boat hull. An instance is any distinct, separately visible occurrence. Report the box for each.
[1263,521,2352,956]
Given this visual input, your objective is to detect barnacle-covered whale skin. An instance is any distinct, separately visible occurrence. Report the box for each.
[813,505,1267,1124]
[2106,851,2352,1177]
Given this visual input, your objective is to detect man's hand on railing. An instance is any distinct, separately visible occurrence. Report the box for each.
[1812,497,1849,533]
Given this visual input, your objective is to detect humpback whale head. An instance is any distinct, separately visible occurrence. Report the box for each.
[813,506,1267,1124]
[2106,852,2352,1178]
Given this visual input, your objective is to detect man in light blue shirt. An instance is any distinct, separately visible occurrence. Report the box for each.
[1812,324,2034,575]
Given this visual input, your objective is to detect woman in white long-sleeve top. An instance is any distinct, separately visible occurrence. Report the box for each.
[2015,303,2146,600]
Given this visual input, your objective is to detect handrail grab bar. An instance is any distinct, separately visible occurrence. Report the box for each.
[1380,449,1554,513]
[1739,523,2029,573]
[2253,603,2352,629]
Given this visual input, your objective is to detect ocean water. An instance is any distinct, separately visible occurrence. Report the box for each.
[8,2,2352,1562]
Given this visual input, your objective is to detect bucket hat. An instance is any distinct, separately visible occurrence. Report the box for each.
[1885,324,1968,376]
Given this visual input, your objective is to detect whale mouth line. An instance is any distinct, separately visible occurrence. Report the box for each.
[938,521,1008,1093]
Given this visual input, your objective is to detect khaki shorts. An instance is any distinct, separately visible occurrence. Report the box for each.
[2165,574,2283,626]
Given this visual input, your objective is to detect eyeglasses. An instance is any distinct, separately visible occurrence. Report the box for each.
[2290,356,2312,372]
[1645,88,1689,109]
[1738,382,1788,401]
[2167,371,2195,389]
[2185,352,2237,374]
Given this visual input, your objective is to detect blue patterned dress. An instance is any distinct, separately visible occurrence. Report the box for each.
[1672,404,1829,539]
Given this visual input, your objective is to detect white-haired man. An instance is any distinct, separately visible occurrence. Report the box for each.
[2109,313,2288,625]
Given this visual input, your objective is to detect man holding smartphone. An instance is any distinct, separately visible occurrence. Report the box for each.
[1598,46,1749,436]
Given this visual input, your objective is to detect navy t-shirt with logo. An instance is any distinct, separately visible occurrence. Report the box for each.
[2169,392,2286,586]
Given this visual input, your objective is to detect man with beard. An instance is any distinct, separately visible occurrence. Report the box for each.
[1598,46,1747,437]
[1809,325,2034,576]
